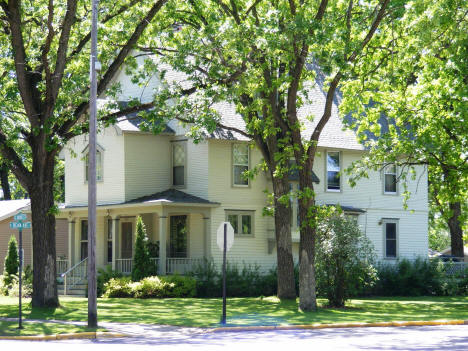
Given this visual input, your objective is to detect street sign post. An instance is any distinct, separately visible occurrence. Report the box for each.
[216,222,234,325]
[9,211,31,330]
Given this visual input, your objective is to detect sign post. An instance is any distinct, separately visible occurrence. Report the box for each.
[216,222,234,325]
[10,211,30,330]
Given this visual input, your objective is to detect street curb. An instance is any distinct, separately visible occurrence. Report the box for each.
[0,331,128,341]
[210,319,468,332]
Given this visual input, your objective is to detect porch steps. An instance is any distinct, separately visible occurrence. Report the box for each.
[58,283,87,297]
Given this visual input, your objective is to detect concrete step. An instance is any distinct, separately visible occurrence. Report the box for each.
[58,288,86,296]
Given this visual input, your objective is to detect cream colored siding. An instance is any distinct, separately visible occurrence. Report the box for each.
[64,126,125,206]
[0,215,68,273]
[186,141,209,199]
[188,213,205,258]
[124,133,171,201]
[208,140,276,272]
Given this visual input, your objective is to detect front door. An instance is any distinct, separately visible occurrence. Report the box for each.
[121,222,133,259]
[169,215,188,258]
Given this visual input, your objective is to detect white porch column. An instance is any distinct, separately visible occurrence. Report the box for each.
[112,217,120,271]
[68,220,75,269]
[203,216,212,259]
[159,215,167,275]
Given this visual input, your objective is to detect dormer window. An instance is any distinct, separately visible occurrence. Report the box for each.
[233,144,249,186]
[384,164,397,194]
[172,142,186,187]
[83,144,104,182]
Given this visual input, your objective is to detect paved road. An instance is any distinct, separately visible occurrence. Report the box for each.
[1,324,468,350]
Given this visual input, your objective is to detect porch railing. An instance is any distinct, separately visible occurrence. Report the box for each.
[60,257,87,295]
[166,258,202,275]
[115,258,133,274]
[115,257,201,275]
[56,259,69,276]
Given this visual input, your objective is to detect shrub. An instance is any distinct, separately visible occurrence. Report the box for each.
[4,265,33,298]
[3,236,19,287]
[103,277,133,298]
[161,275,196,297]
[315,213,377,307]
[190,259,219,297]
[132,216,152,281]
[190,259,277,297]
[97,266,123,297]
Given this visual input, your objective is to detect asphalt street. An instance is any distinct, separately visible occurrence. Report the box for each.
[1,324,467,350]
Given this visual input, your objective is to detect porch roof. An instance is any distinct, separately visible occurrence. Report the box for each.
[326,204,366,214]
[61,189,219,210]
[125,189,219,205]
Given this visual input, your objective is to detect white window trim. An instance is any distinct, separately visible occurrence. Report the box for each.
[82,144,104,184]
[232,143,250,188]
[225,210,255,237]
[171,141,187,189]
[383,164,398,195]
[325,150,342,193]
[382,218,399,260]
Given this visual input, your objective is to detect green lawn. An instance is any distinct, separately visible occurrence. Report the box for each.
[0,320,102,337]
[0,296,467,328]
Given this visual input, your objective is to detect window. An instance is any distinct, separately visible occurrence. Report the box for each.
[383,220,398,259]
[384,164,397,194]
[326,151,340,191]
[80,220,88,261]
[226,211,254,235]
[85,150,103,182]
[170,215,188,258]
[233,144,249,186]
[172,142,186,187]
[289,183,300,229]
[107,219,112,263]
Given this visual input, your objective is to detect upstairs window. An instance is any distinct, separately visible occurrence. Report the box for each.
[326,151,340,191]
[172,142,186,187]
[384,164,397,194]
[85,149,103,182]
[233,144,249,186]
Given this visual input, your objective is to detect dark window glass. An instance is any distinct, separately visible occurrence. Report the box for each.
[107,241,113,263]
[170,215,188,258]
[173,166,185,186]
[385,174,397,193]
[385,222,397,258]
[327,152,340,190]
[233,165,249,185]
[80,220,88,260]
[107,219,112,263]
[242,215,252,234]
[227,214,238,234]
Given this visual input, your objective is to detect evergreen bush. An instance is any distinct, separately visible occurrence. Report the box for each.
[132,216,152,281]
[2,236,19,287]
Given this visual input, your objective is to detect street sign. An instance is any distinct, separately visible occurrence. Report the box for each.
[9,222,31,229]
[217,222,234,252]
[14,212,27,221]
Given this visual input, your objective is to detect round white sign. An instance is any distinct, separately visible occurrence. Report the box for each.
[217,222,234,252]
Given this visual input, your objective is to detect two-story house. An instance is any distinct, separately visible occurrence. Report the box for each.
[57,57,429,277]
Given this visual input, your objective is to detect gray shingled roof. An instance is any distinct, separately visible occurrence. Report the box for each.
[325,204,366,213]
[125,189,218,205]
[117,101,175,134]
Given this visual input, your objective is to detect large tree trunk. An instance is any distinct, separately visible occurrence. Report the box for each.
[271,177,296,299]
[0,163,11,200]
[297,160,317,312]
[30,154,58,308]
[447,201,464,258]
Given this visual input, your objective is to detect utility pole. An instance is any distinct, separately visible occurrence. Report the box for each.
[88,0,99,328]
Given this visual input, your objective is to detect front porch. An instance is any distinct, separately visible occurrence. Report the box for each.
[59,189,218,278]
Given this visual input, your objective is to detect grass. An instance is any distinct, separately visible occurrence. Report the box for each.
[0,296,467,328]
[0,320,103,337]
